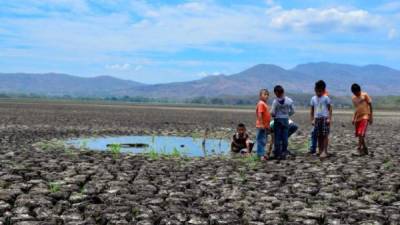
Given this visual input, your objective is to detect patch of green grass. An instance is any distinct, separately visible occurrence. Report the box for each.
[239,169,247,184]
[289,140,309,154]
[144,147,160,160]
[132,207,140,218]
[107,143,121,159]
[144,146,189,160]
[383,159,394,170]
[49,182,61,193]
[171,147,182,158]
[238,155,260,170]
[34,139,65,151]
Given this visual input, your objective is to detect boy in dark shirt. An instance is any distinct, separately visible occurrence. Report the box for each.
[231,123,254,155]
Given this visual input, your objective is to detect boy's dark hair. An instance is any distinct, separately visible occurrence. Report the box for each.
[315,80,326,91]
[351,83,361,94]
[237,123,246,129]
[259,88,269,96]
[274,85,284,95]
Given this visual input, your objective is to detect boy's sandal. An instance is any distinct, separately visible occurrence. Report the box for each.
[261,156,269,161]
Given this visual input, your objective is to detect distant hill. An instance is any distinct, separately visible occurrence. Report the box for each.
[0,73,143,96]
[1,62,399,98]
[115,62,400,97]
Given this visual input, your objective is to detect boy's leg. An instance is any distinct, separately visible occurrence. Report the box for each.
[357,136,362,152]
[247,141,254,153]
[282,119,289,157]
[256,128,266,158]
[355,121,362,151]
[317,135,323,155]
[273,120,282,158]
[268,133,274,157]
[320,135,329,158]
[361,120,369,154]
[310,126,317,154]
[360,136,368,155]
[288,123,298,138]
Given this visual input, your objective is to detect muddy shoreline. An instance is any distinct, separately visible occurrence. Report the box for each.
[0,102,399,225]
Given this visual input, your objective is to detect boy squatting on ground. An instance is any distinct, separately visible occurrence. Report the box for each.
[351,83,373,156]
[270,85,295,160]
[231,123,254,155]
[255,89,271,160]
[310,80,332,159]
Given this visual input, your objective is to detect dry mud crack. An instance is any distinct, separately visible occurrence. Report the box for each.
[0,102,399,225]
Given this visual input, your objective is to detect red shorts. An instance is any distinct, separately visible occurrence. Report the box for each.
[355,119,368,137]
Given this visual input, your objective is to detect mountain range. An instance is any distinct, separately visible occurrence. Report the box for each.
[1,62,399,98]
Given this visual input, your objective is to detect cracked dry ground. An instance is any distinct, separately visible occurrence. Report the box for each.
[0,102,400,225]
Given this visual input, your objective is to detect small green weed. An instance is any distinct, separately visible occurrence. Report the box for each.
[239,169,247,184]
[34,139,65,151]
[289,140,309,154]
[239,155,260,170]
[383,160,393,170]
[107,143,121,159]
[144,147,160,160]
[132,207,140,218]
[49,182,61,193]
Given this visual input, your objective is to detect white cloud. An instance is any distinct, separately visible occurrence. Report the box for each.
[197,71,223,77]
[388,28,398,40]
[269,7,383,32]
[197,72,208,77]
[106,63,130,71]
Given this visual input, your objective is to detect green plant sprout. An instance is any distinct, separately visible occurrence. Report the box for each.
[49,182,61,193]
[107,143,121,159]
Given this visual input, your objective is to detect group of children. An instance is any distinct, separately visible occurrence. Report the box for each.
[231,80,373,160]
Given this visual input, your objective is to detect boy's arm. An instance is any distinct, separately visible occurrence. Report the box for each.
[352,100,357,125]
[327,104,332,125]
[268,133,274,156]
[270,101,276,117]
[257,112,264,125]
[245,136,251,149]
[231,136,238,146]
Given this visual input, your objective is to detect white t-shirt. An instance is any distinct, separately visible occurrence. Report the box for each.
[310,96,332,118]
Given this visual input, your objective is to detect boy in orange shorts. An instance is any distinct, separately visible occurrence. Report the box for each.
[351,83,373,155]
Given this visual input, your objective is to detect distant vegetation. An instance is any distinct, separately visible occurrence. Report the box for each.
[0,92,399,109]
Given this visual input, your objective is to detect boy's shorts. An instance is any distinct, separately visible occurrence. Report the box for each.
[315,117,330,137]
[355,119,368,137]
[231,141,254,153]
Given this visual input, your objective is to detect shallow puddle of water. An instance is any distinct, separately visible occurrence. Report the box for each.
[65,135,230,157]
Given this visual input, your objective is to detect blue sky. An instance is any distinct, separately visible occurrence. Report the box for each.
[0,0,399,84]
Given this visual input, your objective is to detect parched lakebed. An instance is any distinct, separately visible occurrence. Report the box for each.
[0,101,400,225]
